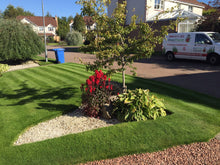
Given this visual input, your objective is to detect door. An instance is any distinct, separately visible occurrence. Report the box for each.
[192,33,214,60]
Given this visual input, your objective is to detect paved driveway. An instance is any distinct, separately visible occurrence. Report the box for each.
[41,46,220,99]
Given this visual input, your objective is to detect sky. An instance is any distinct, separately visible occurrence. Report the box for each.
[0,0,81,18]
[0,0,211,18]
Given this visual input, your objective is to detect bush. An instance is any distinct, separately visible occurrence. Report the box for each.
[0,64,9,76]
[65,30,83,46]
[0,19,44,63]
[112,88,166,122]
[47,36,55,43]
[80,70,114,118]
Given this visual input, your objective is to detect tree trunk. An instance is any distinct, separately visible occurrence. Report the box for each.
[122,57,127,93]
[122,69,126,92]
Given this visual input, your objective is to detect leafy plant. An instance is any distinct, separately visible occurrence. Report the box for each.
[0,19,44,63]
[77,0,179,90]
[0,64,9,76]
[80,70,114,117]
[65,30,83,46]
[112,88,166,122]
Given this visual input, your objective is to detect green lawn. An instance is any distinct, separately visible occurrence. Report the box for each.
[0,63,219,165]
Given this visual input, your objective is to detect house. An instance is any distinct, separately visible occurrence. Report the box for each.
[83,16,96,31]
[17,16,59,40]
[108,0,205,32]
[69,16,96,32]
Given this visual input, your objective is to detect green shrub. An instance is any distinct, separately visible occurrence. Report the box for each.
[47,36,55,43]
[112,88,166,122]
[65,30,83,46]
[0,64,9,76]
[0,19,44,63]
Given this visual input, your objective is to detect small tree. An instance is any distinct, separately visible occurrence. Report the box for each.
[3,5,34,19]
[56,17,70,40]
[77,0,178,90]
[72,14,86,33]
[0,19,44,62]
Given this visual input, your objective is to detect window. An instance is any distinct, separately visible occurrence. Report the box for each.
[39,27,44,31]
[188,6,193,12]
[207,32,220,43]
[154,0,164,10]
[48,27,54,31]
[178,20,195,33]
[195,34,212,45]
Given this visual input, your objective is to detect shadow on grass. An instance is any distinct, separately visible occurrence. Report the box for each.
[0,82,79,114]
[126,76,220,110]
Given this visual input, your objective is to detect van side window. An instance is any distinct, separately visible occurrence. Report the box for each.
[195,34,212,45]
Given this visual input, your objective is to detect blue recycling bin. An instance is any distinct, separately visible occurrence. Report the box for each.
[53,48,65,63]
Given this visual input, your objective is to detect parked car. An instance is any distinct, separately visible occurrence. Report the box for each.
[162,32,220,65]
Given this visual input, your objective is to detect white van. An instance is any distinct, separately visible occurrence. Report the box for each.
[162,32,220,65]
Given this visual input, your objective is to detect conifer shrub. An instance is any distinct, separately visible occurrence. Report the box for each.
[0,19,44,63]
[65,30,83,46]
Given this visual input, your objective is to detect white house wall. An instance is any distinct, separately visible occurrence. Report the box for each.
[192,7,202,15]
[108,0,203,23]
[21,18,38,33]
[126,0,146,24]
[108,0,118,17]
[20,18,56,36]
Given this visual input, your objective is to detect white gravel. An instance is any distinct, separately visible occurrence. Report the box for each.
[8,61,40,72]
[14,109,119,145]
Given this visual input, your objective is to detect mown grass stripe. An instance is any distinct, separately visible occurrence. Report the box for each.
[14,70,52,88]
[53,63,124,83]
[44,65,90,83]
[25,67,72,87]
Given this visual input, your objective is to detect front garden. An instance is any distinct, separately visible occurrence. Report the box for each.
[0,63,219,165]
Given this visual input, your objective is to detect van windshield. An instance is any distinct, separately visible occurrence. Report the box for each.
[207,32,220,43]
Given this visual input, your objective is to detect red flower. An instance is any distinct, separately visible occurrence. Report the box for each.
[100,86,103,89]
[86,79,92,86]
[89,76,95,82]
[117,92,119,95]
[106,85,109,89]
[85,87,88,92]
[110,85,113,90]
[89,87,93,93]
[103,75,107,80]
[96,72,101,79]
[95,79,100,85]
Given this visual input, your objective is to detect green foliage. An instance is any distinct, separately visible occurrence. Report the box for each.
[113,89,166,122]
[80,70,114,117]
[56,17,70,40]
[0,64,9,76]
[3,5,34,19]
[77,0,178,89]
[47,36,55,43]
[194,4,220,32]
[0,19,44,63]
[65,30,83,46]
[72,14,86,33]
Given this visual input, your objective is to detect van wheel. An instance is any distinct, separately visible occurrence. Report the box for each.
[166,52,175,61]
[208,54,219,65]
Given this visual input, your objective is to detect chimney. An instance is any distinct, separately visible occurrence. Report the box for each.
[55,15,58,30]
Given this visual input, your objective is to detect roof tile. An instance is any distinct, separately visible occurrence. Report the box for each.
[16,16,57,27]
[177,0,205,7]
